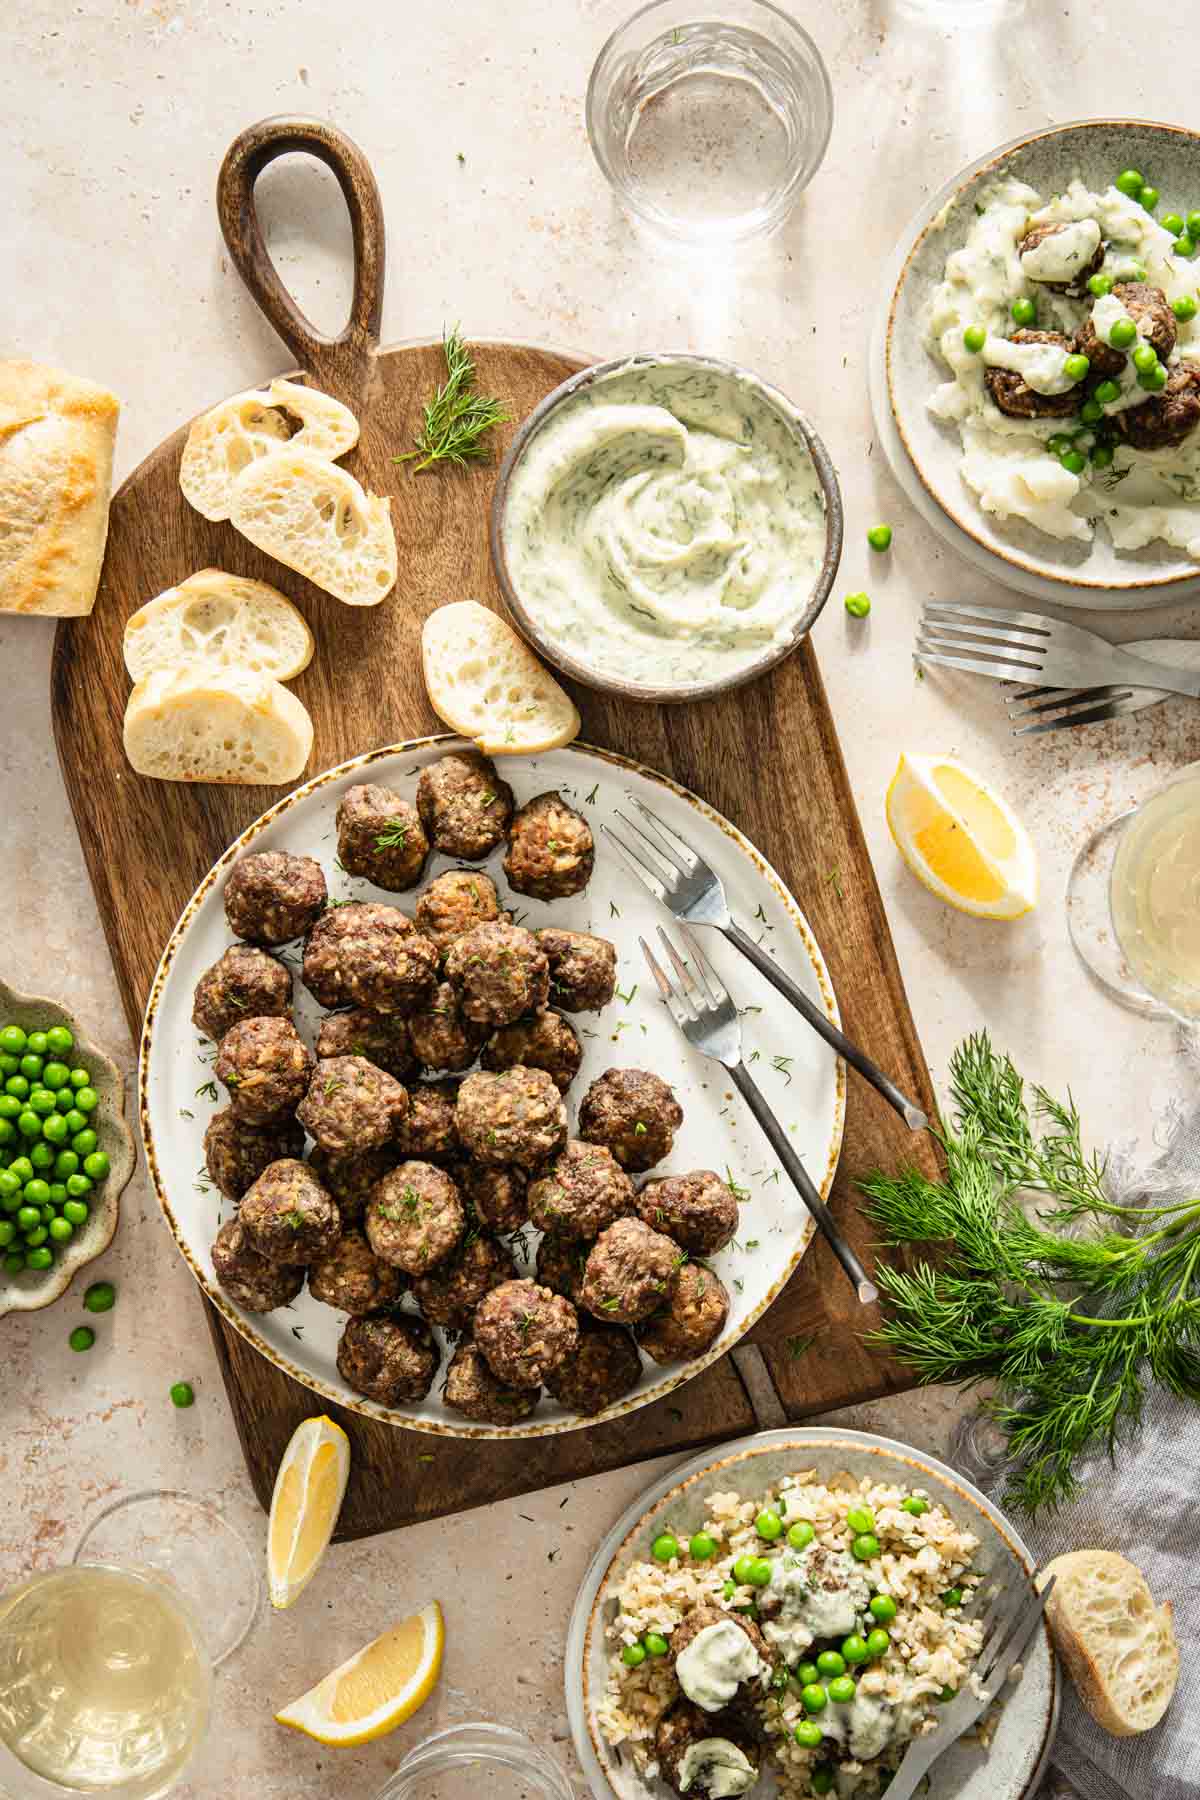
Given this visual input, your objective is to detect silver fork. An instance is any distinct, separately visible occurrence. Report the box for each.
[917,600,1200,699]
[1007,636,1200,734]
[884,1569,1055,1800]
[603,799,928,1134]
[640,925,879,1305]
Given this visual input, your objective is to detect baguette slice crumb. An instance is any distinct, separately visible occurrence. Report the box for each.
[1041,1550,1179,1737]
[123,568,314,683]
[229,448,396,606]
[123,668,313,786]
[422,600,580,754]
[180,379,360,522]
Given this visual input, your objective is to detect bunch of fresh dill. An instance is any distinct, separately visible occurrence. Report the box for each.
[863,1032,1200,1515]
[394,325,510,473]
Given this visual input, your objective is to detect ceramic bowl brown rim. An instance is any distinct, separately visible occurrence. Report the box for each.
[489,352,844,704]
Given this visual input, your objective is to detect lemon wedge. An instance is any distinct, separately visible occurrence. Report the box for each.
[275,1601,444,1745]
[267,1415,350,1610]
[886,753,1038,920]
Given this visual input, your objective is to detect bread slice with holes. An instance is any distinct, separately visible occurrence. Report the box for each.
[123,568,314,683]
[179,379,359,522]
[228,448,396,606]
[421,600,580,754]
[123,667,313,785]
[1040,1550,1179,1736]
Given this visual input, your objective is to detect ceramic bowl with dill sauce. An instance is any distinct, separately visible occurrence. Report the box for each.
[490,353,843,704]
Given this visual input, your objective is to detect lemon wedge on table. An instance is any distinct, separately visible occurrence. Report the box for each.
[267,1415,350,1610]
[275,1601,444,1745]
[886,753,1038,920]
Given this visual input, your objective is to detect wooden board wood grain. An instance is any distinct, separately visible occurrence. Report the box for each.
[50,118,938,1537]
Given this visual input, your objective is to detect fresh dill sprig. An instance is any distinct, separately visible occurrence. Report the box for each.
[862,1032,1200,1515]
[393,326,510,473]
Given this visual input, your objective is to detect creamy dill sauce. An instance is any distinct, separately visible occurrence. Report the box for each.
[501,360,826,691]
[817,1689,898,1761]
[677,1738,757,1797]
[926,176,1200,558]
[760,1546,869,1661]
[675,1619,766,1713]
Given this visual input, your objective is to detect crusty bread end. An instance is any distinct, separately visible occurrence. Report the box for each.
[1041,1550,1179,1737]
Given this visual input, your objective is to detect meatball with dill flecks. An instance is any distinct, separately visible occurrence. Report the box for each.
[337,1313,437,1406]
[578,1068,682,1173]
[443,1340,541,1426]
[211,1217,304,1313]
[443,921,549,1028]
[214,1016,314,1125]
[416,751,514,861]
[503,791,594,900]
[238,1158,340,1265]
[474,1278,579,1389]
[414,870,503,956]
[315,1008,419,1083]
[579,1216,680,1325]
[336,784,429,891]
[308,1229,406,1315]
[303,902,439,1016]
[224,850,327,946]
[482,1008,582,1094]
[296,1055,409,1154]
[536,927,617,1013]
[456,1066,567,1170]
[407,982,488,1073]
[203,1107,305,1202]
[365,1160,465,1274]
[192,944,291,1042]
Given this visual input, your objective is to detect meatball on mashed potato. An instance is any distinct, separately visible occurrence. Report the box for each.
[927,173,1200,557]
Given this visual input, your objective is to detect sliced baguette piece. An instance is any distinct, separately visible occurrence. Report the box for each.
[421,600,580,755]
[123,569,314,683]
[123,668,313,786]
[1040,1550,1179,1736]
[180,379,360,522]
[229,448,396,607]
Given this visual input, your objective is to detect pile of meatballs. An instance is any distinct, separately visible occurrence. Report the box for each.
[193,750,742,1425]
[987,219,1200,449]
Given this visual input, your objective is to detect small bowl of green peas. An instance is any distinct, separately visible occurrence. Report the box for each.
[0,978,135,1314]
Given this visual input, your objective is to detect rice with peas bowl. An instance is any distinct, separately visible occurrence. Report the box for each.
[596,1470,1004,1797]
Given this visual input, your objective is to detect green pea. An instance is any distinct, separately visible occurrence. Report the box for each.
[63,1200,89,1226]
[1188,213,1200,241]
[845,1506,875,1535]
[643,1632,670,1657]
[40,1062,70,1091]
[1133,341,1159,374]
[4,1251,26,1273]
[1010,296,1036,327]
[652,1533,679,1563]
[84,1281,116,1313]
[74,1088,98,1114]
[16,1112,40,1141]
[1045,432,1076,455]
[48,1217,73,1244]
[1109,317,1137,348]
[1091,444,1115,468]
[620,1641,646,1667]
[962,324,986,353]
[1173,294,1198,321]
[72,1130,98,1157]
[796,1661,820,1686]
[1140,363,1169,391]
[39,1204,55,1224]
[5,1076,29,1101]
[1162,211,1186,237]
[0,1172,17,1202]
[69,1325,95,1352]
[800,1683,827,1715]
[66,1174,93,1199]
[25,1246,52,1270]
[46,1027,74,1056]
[54,1151,79,1179]
[1061,449,1087,475]
[0,1221,13,1247]
[0,1121,13,1150]
[1063,353,1090,382]
[942,1587,964,1608]
[41,1113,68,1146]
[1079,398,1104,425]
[16,1205,40,1231]
[82,1152,110,1181]
[0,1055,17,1077]
[870,1594,898,1623]
[54,1089,75,1113]
[844,592,871,619]
[866,1629,891,1658]
[788,1521,815,1550]
[25,1033,47,1057]
[19,1059,43,1084]
[28,1090,56,1118]
[1174,236,1197,258]
[0,1026,27,1056]
[866,524,893,551]
[63,1111,86,1135]
[689,1532,717,1561]
[7,1158,33,1186]
[0,1096,20,1121]
[23,1180,50,1206]
[794,1720,823,1749]
[732,1554,759,1585]
[851,1534,880,1562]
[170,1382,195,1408]
[842,1635,870,1665]
[47,1184,66,1207]
[816,1650,846,1678]
[811,1772,835,1797]
[24,1227,47,1248]
[756,1508,784,1540]
[1088,272,1113,297]
[827,1675,857,1704]
[1141,185,1160,212]
[69,1068,89,1089]
[937,1685,958,1703]
[722,1579,736,1600]
[1094,378,1121,404]
[1115,168,1144,197]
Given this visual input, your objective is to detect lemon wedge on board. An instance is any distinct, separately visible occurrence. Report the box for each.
[886,753,1038,920]
[275,1601,444,1745]
[267,1415,350,1610]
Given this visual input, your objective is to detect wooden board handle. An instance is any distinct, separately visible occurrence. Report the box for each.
[216,115,385,396]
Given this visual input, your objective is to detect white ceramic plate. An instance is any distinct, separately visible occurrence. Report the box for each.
[567,1428,1058,1800]
[877,117,1200,607]
[139,738,845,1438]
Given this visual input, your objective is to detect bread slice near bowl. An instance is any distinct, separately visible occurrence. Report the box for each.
[422,600,580,754]
[124,667,313,785]
[123,569,314,683]
[1041,1550,1179,1736]
[180,378,359,522]
[229,447,397,606]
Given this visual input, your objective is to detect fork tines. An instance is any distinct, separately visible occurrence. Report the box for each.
[1005,685,1144,735]
[917,600,1052,683]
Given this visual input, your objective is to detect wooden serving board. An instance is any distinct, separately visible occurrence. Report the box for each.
[51,118,939,1538]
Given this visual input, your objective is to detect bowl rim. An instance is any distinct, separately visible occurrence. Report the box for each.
[885,115,1200,592]
[489,351,844,704]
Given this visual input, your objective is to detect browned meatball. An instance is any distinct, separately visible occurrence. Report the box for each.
[1016,221,1105,293]
[411,1231,515,1330]
[393,1081,461,1161]
[309,1229,406,1314]
[544,1319,641,1415]
[474,1278,579,1388]
[983,329,1081,419]
[459,1162,529,1235]
[296,1055,409,1154]
[1076,281,1177,379]
[239,1158,340,1264]
[225,850,327,946]
[655,1700,761,1797]
[307,1143,398,1226]
[315,1008,418,1082]
[442,1340,540,1426]
[482,1010,582,1094]
[443,921,549,1027]
[302,903,439,1016]
[578,1068,683,1173]
[671,1605,770,1685]
[580,1217,680,1325]
[456,1067,567,1170]
[215,1016,314,1125]
[336,784,430,891]
[366,1160,465,1274]
[203,1107,305,1202]
[527,1140,634,1239]
[337,1313,438,1406]
[1118,362,1200,449]
[536,927,618,1013]
[407,982,488,1073]
[416,751,515,860]
[414,870,502,955]
[192,944,291,1041]
[503,791,594,900]
[534,1232,589,1305]
[639,1262,730,1364]
[211,1217,304,1312]
[636,1170,739,1257]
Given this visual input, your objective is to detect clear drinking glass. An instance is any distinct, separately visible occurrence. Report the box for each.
[587,0,833,244]
[375,1723,577,1800]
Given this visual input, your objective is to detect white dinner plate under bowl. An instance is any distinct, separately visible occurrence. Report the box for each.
[567,1428,1058,1800]
[875,117,1200,607]
[139,738,844,1439]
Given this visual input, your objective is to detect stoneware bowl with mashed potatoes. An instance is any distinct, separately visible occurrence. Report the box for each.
[491,353,843,702]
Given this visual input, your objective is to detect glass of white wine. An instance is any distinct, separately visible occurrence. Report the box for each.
[1068,765,1200,1018]
[0,1493,259,1799]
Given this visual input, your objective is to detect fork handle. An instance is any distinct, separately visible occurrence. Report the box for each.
[729,1062,879,1306]
[1106,648,1200,698]
[724,923,928,1132]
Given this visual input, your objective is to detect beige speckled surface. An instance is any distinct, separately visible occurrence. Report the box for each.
[1,1,1194,1793]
